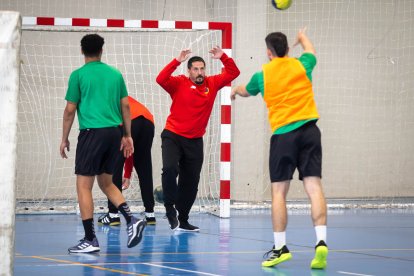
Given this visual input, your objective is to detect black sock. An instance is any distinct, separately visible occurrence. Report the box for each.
[108,205,118,214]
[82,218,95,241]
[118,202,132,224]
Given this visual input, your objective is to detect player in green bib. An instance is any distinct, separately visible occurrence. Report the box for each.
[60,34,146,254]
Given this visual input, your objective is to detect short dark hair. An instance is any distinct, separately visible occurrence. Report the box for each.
[187,56,205,69]
[265,32,288,57]
[81,34,104,57]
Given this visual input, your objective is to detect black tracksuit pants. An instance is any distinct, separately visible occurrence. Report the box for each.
[109,116,155,213]
[161,129,203,223]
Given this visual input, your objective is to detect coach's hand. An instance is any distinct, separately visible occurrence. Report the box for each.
[209,45,224,59]
[176,49,191,63]
[121,136,134,158]
[60,139,70,159]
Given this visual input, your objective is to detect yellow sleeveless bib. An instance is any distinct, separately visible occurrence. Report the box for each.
[263,57,319,132]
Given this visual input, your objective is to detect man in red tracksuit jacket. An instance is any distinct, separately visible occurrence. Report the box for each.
[156,46,240,231]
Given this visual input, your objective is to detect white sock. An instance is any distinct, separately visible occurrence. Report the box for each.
[274,232,286,250]
[315,225,327,244]
[145,212,155,218]
[109,212,119,218]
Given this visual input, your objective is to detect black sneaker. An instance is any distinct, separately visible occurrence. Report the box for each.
[126,216,146,248]
[166,212,179,230]
[145,212,156,225]
[98,212,121,226]
[262,245,292,267]
[178,221,199,232]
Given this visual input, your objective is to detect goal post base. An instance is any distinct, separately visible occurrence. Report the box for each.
[206,199,230,218]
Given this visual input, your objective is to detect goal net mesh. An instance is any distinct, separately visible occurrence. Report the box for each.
[17,27,223,213]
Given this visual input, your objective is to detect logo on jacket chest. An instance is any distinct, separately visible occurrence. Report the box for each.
[191,85,209,96]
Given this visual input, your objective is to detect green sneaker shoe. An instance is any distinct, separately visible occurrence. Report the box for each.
[262,245,292,267]
[310,240,328,269]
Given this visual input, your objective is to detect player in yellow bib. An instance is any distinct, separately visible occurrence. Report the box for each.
[232,28,328,269]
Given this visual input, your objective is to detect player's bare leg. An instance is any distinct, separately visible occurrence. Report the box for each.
[97,173,146,248]
[271,181,290,232]
[97,173,125,207]
[76,175,95,220]
[262,181,292,267]
[68,175,100,253]
[303,176,326,226]
[303,176,328,269]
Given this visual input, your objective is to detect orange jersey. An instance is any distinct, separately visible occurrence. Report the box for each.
[128,96,154,124]
[123,96,153,178]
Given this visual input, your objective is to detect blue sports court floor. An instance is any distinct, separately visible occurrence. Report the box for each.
[14,209,414,275]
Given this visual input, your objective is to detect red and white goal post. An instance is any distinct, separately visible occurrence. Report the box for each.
[18,16,233,217]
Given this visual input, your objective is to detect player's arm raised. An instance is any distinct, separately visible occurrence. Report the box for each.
[210,45,240,87]
[156,49,190,93]
[293,27,315,54]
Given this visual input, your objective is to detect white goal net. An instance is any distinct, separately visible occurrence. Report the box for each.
[17,23,225,214]
[4,0,414,214]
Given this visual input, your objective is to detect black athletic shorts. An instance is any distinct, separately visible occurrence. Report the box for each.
[269,120,322,182]
[75,127,122,176]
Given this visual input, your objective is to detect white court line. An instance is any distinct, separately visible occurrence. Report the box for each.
[338,271,375,276]
[143,263,222,276]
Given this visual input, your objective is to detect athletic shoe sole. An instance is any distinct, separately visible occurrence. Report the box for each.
[98,221,121,226]
[262,252,292,267]
[68,246,100,254]
[68,247,101,253]
[177,227,200,232]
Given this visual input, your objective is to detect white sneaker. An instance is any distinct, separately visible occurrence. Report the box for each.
[68,237,100,253]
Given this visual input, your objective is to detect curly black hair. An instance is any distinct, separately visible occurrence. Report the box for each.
[81,34,104,57]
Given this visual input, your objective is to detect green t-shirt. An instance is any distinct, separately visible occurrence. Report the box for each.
[65,61,128,129]
[245,53,317,134]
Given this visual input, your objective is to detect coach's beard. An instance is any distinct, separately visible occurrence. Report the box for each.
[195,75,204,84]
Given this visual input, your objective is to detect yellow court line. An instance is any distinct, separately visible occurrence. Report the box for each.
[30,255,148,276]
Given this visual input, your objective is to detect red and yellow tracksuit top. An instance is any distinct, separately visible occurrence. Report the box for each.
[156,53,240,138]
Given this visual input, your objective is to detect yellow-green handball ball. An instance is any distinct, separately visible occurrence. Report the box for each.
[272,0,292,10]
